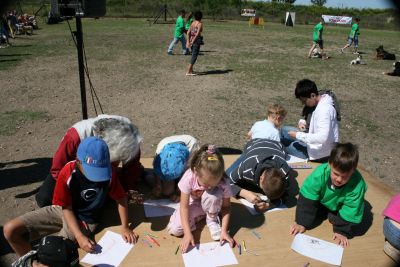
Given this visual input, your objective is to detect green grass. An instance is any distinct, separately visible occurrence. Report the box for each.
[0,111,50,136]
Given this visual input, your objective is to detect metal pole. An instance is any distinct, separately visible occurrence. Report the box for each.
[75,17,88,119]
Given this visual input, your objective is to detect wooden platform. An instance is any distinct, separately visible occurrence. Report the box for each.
[80,155,397,267]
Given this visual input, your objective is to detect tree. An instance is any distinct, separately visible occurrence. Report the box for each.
[311,0,327,7]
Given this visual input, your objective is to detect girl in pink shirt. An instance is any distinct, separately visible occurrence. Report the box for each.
[382,194,400,263]
[167,144,234,253]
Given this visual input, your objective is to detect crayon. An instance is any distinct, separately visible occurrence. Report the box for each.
[238,244,242,255]
[242,240,246,251]
[304,263,310,267]
[145,232,158,238]
[147,235,160,247]
[142,238,152,248]
[175,245,180,255]
[251,229,261,239]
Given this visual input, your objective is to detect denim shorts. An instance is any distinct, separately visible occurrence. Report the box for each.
[347,36,359,47]
[383,217,400,250]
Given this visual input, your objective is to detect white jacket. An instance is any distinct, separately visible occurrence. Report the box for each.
[296,94,339,160]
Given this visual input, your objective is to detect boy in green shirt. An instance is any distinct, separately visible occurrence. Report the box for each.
[340,17,360,54]
[167,10,189,55]
[308,17,327,59]
[290,143,367,247]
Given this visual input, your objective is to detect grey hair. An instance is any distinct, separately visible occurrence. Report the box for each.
[93,118,143,164]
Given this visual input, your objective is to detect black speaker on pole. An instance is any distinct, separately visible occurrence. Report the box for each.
[51,0,106,18]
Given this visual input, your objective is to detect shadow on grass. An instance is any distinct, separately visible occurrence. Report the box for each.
[197,69,233,75]
[0,59,21,63]
[0,158,51,191]
[0,53,32,57]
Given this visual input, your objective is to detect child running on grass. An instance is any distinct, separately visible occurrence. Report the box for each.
[167,144,234,253]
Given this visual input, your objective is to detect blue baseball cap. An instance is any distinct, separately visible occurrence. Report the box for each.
[153,142,189,181]
[77,136,111,182]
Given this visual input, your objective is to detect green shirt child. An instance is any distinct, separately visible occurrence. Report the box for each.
[174,15,185,38]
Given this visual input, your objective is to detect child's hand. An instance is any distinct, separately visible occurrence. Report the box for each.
[121,226,138,244]
[288,131,298,139]
[290,223,306,235]
[254,201,270,212]
[220,231,234,247]
[333,232,349,247]
[77,234,96,253]
[181,233,195,253]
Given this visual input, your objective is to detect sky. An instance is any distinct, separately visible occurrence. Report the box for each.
[293,0,395,9]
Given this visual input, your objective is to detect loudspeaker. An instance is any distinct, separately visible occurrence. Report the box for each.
[51,0,106,18]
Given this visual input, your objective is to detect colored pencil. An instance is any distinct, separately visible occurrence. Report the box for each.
[242,240,246,251]
[142,238,152,248]
[238,244,242,255]
[251,229,261,239]
[175,245,180,255]
[147,235,160,247]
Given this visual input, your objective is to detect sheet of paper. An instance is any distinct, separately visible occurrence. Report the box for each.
[143,198,180,217]
[239,195,287,215]
[182,242,238,267]
[81,231,134,267]
[286,154,308,164]
[291,233,344,266]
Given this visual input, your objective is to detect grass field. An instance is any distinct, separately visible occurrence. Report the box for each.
[1,18,400,192]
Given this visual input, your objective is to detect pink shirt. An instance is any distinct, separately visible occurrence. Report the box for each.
[383,194,400,223]
[178,169,232,204]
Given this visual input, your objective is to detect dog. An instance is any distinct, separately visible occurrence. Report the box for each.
[376,45,396,60]
[383,61,400,76]
[350,55,366,65]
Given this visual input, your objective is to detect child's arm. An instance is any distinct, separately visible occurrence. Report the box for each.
[219,197,234,247]
[62,207,96,253]
[246,130,252,140]
[116,197,138,244]
[180,192,194,253]
[239,189,270,211]
[290,193,319,235]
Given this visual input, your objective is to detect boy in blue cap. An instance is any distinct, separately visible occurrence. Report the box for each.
[4,137,138,257]
[150,135,199,202]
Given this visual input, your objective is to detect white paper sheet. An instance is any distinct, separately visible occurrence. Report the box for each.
[291,233,344,266]
[286,154,308,164]
[239,195,287,215]
[182,242,238,267]
[81,231,134,267]
[143,198,180,217]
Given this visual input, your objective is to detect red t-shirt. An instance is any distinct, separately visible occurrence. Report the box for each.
[53,161,126,208]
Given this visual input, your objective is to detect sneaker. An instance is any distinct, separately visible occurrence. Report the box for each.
[167,51,173,55]
[384,241,400,263]
[353,51,359,55]
[207,219,221,241]
[339,48,344,53]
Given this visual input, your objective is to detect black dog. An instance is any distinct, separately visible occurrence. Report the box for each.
[376,45,396,60]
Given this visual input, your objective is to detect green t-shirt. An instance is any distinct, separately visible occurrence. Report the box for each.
[300,163,367,224]
[174,16,185,38]
[185,17,193,31]
[349,23,360,38]
[313,23,324,42]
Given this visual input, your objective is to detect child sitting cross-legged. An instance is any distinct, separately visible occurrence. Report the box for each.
[167,144,234,253]
[4,137,138,257]
[290,142,367,247]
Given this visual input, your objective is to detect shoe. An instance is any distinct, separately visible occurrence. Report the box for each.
[384,241,400,263]
[353,52,359,55]
[207,219,221,241]
[340,48,344,53]
[167,51,173,55]
[185,73,197,76]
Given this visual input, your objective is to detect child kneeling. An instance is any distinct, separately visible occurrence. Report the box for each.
[167,144,234,253]
[290,143,367,247]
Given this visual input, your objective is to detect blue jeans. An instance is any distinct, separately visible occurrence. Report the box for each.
[280,126,308,159]
[383,217,400,250]
[168,36,189,54]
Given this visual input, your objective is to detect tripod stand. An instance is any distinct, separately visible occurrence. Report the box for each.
[148,4,174,25]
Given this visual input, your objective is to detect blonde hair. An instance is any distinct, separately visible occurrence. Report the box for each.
[267,103,287,118]
[189,144,225,182]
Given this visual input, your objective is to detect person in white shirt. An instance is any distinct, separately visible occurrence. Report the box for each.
[281,79,339,162]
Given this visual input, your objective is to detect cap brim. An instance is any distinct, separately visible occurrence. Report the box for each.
[82,163,111,182]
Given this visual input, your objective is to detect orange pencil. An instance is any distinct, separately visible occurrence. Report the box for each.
[147,235,160,247]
